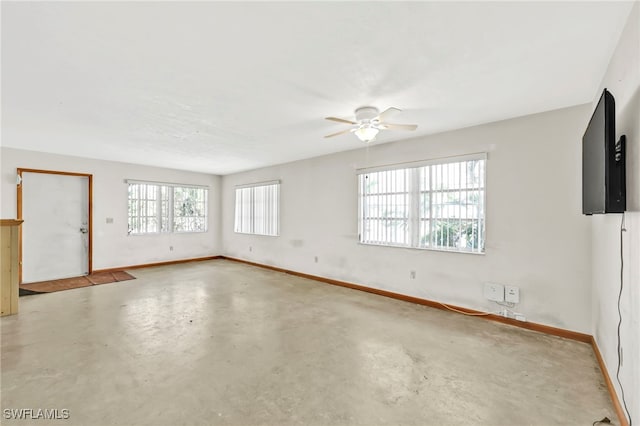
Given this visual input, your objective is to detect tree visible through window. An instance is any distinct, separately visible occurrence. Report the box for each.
[358,155,485,253]
[128,182,207,235]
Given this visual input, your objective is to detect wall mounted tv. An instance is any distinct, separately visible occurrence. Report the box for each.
[582,88,626,215]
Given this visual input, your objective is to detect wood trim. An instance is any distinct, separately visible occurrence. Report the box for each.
[0,220,24,226]
[88,175,93,274]
[221,256,592,344]
[17,170,22,283]
[17,168,93,177]
[17,168,94,282]
[591,337,629,426]
[93,256,222,274]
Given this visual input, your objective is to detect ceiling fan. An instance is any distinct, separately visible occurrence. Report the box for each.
[324,106,418,143]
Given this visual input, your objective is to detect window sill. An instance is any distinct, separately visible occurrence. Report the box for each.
[233,231,279,237]
[127,231,208,236]
[358,241,485,255]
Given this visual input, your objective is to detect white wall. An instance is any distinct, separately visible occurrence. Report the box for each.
[591,3,640,424]
[0,147,222,270]
[222,105,592,333]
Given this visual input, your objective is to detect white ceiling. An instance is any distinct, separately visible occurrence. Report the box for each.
[1,1,634,175]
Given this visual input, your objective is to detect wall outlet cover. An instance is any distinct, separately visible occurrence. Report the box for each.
[505,285,520,303]
[483,282,504,302]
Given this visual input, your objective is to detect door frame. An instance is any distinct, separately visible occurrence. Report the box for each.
[17,168,93,284]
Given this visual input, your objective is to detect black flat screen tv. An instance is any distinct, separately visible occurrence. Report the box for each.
[582,89,626,215]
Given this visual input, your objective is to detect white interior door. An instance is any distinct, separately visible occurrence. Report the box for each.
[22,172,89,283]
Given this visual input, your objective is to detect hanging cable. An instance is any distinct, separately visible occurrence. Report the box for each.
[616,212,632,426]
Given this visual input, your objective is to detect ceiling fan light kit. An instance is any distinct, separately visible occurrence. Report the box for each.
[354,126,379,143]
[324,106,417,143]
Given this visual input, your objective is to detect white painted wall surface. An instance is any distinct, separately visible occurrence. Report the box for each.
[1,148,222,270]
[222,105,592,333]
[591,3,640,424]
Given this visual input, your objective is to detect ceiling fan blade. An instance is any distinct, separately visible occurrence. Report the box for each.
[324,128,353,138]
[376,107,402,122]
[325,116,357,125]
[381,123,418,131]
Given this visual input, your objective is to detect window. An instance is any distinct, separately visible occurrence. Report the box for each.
[358,168,411,246]
[358,154,485,253]
[234,181,280,236]
[128,181,208,235]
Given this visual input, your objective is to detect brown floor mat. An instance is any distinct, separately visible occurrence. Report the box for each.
[20,271,136,295]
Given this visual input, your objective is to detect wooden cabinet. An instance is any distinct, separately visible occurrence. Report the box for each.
[1,219,22,316]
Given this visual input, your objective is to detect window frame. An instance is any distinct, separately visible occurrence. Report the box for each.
[127,180,208,236]
[234,180,280,237]
[357,153,486,254]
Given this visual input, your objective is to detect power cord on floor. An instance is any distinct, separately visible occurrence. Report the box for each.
[437,300,521,318]
[436,302,491,316]
[616,212,632,426]
[593,417,611,426]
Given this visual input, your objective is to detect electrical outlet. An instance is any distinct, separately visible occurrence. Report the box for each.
[169,246,173,251]
[314,256,318,263]
[410,271,416,279]
[105,217,114,224]
[484,283,504,302]
[249,246,252,252]
[505,286,520,303]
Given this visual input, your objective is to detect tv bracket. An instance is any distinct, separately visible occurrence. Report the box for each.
[615,135,626,162]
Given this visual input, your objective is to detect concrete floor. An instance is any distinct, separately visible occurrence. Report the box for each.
[1,259,615,425]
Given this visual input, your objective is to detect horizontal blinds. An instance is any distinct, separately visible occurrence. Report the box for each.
[125,179,209,189]
[235,180,280,189]
[357,153,487,175]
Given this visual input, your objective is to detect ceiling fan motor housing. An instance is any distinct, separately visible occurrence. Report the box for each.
[355,106,379,123]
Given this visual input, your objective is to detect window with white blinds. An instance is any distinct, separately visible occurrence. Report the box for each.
[358,154,486,253]
[234,181,280,236]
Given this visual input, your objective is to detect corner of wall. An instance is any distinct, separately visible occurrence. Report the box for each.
[590,2,640,424]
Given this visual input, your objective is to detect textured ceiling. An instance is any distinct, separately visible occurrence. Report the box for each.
[1,1,634,175]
